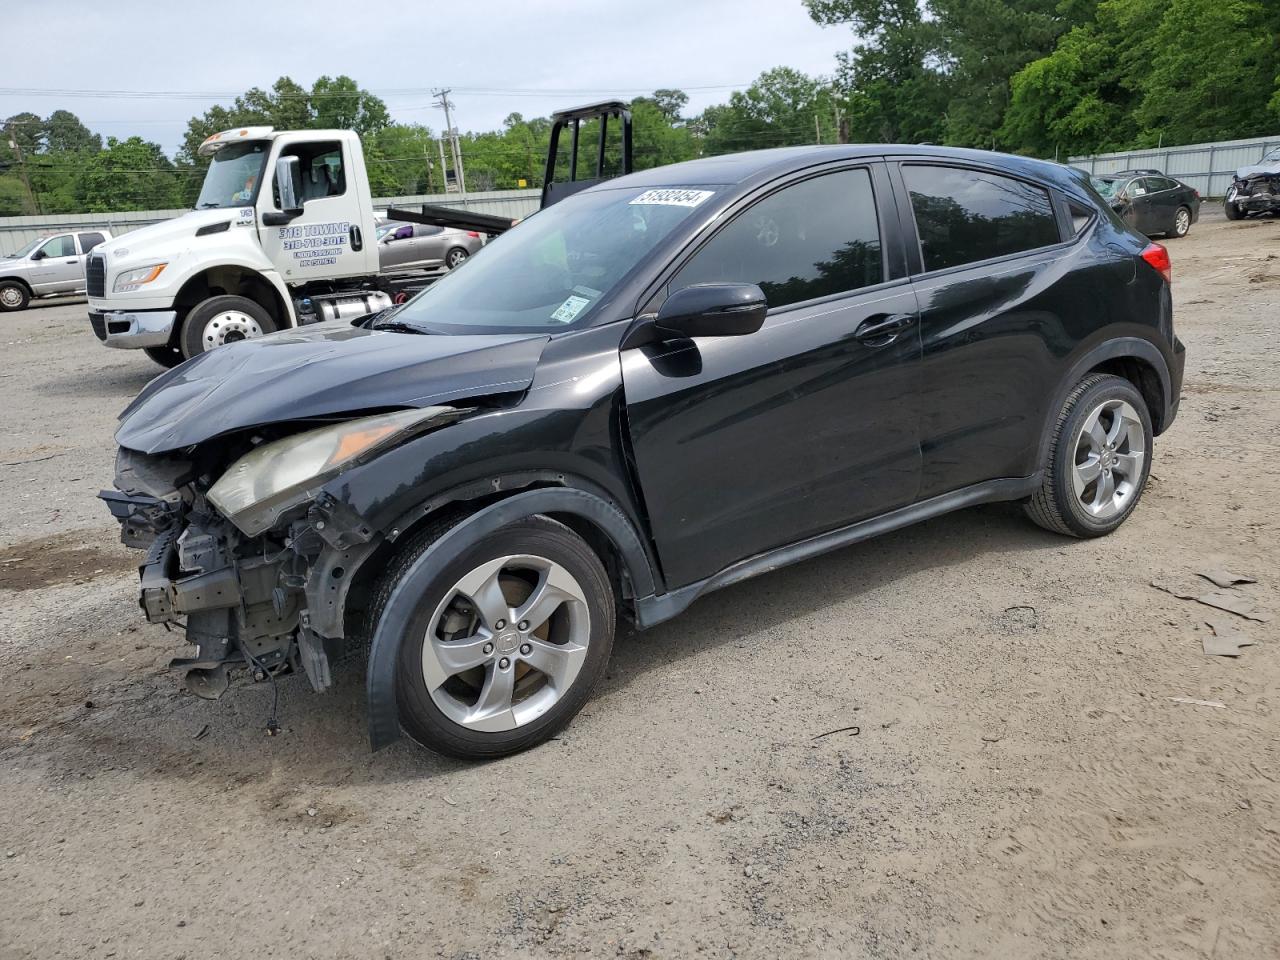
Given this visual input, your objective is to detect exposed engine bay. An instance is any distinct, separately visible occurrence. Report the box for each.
[99,413,453,713]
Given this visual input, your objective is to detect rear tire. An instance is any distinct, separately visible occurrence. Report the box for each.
[143,345,184,368]
[1024,373,1153,538]
[445,247,469,269]
[179,295,276,360]
[0,280,30,312]
[372,514,615,759]
[1169,205,1192,238]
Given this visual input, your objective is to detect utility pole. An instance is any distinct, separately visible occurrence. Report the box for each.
[437,134,450,194]
[815,114,822,145]
[6,131,40,215]
[432,89,468,204]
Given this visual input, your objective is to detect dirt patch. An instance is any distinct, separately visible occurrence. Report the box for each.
[1,215,1279,959]
[0,530,135,591]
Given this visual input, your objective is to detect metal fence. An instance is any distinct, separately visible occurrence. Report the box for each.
[1070,134,1280,198]
[0,188,542,253]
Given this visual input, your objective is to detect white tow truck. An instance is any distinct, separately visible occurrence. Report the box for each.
[86,126,454,366]
[87,103,635,367]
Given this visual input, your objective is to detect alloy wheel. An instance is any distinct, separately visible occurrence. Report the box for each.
[1175,209,1190,236]
[423,554,590,732]
[1071,398,1145,521]
[201,310,263,349]
[1,287,24,308]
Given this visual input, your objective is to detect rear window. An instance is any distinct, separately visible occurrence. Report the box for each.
[903,165,1061,272]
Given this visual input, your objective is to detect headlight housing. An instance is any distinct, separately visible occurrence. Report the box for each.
[113,263,168,293]
[208,406,455,535]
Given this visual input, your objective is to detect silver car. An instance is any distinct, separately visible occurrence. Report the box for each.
[375,220,483,272]
[0,230,112,312]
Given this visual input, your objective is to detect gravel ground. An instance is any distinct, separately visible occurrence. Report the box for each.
[1,211,1278,959]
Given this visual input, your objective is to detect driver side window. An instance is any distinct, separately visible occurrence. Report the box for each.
[671,169,883,309]
[273,141,347,207]
[39,235,76,258]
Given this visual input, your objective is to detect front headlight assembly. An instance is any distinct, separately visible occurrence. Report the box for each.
[113,263,168,293]
[208,406,455,535]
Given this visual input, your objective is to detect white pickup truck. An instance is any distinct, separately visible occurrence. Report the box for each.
[86,127,447,366]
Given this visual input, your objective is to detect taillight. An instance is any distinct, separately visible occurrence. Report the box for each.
[1140,242,1171,284]
[466,231,480,238]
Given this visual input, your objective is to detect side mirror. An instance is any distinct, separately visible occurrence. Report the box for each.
[30,248,45,261]
[653,283,767,340]
[276,155,303,215]
[262,156,304,226]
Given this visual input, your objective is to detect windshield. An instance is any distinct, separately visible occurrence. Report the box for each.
[195,141,269,209]
[3,237,42,259]
[387,185,720,334]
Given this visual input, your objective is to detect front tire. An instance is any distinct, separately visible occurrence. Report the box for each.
[373,515,615,759]
[1224,190,1245,221]
[1024,374,1153,538]
[0,280,30,312]
[179,295,276,360]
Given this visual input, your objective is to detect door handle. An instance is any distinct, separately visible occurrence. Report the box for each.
[854,313,916,345]
[65,259,77,264]
[349,225,363,252]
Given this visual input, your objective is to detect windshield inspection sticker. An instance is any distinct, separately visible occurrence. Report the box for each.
[551,295,591,323]
[629,188,714,207]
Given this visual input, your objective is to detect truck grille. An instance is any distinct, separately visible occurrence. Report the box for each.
[86,254,106,298]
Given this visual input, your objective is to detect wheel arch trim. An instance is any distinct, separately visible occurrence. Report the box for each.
[365,486,656,750]
[1037,337,1173,469]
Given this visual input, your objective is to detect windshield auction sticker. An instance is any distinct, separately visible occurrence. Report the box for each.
[551,295,591,323]
[629,189,714,207]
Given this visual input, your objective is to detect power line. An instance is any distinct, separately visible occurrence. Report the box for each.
[0,83,754,101]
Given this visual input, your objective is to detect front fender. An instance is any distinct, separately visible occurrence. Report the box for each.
[365,486,656,750]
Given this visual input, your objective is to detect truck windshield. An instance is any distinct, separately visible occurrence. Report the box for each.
[3,238,42,259]
[195,141,269,209]
[386,185,720,334]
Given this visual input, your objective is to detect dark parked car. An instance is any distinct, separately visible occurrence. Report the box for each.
[1091,171,1200,238]
[102,146,1184,759]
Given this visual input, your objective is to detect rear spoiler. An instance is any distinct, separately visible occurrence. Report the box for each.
[384,204,518,236]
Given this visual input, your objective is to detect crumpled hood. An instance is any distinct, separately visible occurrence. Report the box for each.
[116,319,549,453]
[1237,159,1280,180]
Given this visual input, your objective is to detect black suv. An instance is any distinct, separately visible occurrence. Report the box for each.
[103,146,1184,758]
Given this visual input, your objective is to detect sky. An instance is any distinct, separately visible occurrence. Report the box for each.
[1,0,852,156]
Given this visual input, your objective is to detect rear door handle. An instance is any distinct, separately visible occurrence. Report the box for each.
[854,313,916,345]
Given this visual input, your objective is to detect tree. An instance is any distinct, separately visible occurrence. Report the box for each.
[1134,0,1280,145]
[74,137,183,212]
[699,68,838,153]
[44,110,102,154]
[805,0,950,144]
[309,75,390,136]
[1001,0,1163,155]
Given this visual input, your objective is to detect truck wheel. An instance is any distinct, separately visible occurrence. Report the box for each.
[373,514,615,759]
[143,345,185,368]
[1024,373,1153,539]
[0,281,30,312]
[179,295,277,360]
[445,247,469,269]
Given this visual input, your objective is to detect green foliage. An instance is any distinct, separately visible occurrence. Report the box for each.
[5,10,1280,219]
[73,137,183,213]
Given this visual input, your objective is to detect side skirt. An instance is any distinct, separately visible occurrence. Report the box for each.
[633,474,1041,629]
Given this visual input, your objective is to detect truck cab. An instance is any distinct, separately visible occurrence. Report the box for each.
[87,127,390,365]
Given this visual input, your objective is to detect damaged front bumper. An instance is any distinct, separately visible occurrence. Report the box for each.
[1227,177,1280,214]
[100,485,380,702]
